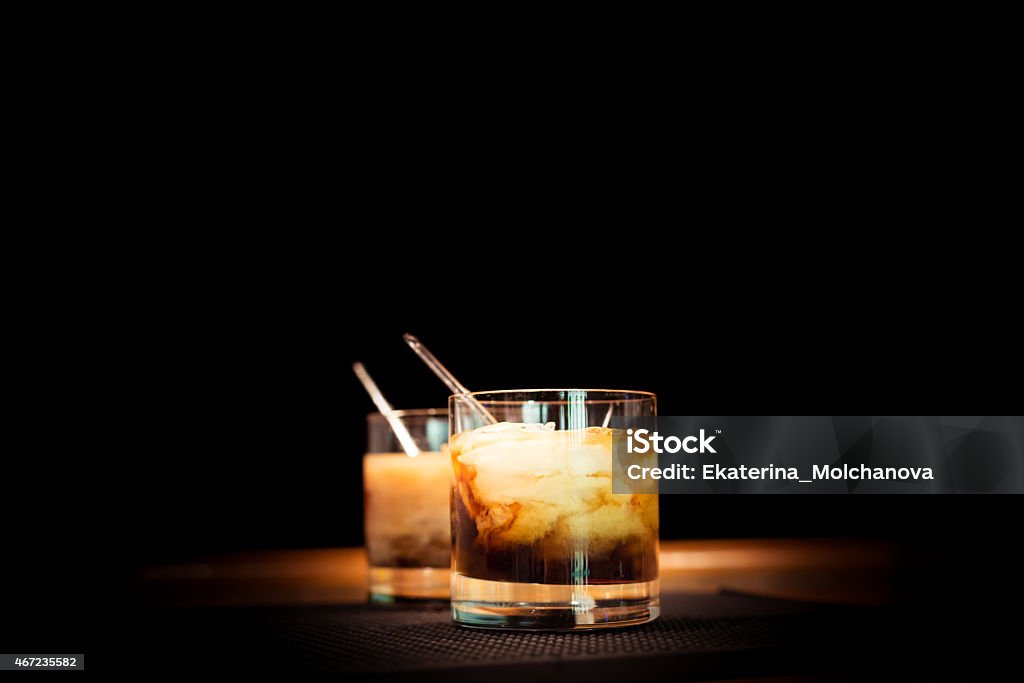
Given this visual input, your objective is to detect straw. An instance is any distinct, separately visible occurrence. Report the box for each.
[601,403,615,428]
[352,362,421,458]
[402,334,498,425]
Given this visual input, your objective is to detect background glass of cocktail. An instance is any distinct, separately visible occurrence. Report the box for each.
[364,409,450,602]
[449,389,659,630]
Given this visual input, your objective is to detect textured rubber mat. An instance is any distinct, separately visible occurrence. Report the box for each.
[129,592,877,680]
[258,601,808,674]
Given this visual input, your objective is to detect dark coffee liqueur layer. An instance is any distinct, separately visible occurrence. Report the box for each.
[368,534,450,568]
[452,489,658,584]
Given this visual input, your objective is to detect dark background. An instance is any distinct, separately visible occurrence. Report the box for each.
[3,24,1019,673]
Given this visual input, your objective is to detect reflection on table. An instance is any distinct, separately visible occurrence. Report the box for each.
[136,538,901,608]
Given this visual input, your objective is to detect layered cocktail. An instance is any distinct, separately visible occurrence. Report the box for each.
[449,390,659,630]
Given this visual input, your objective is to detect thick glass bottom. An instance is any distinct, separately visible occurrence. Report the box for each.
[451,574,660,631]
[369,566,450,603]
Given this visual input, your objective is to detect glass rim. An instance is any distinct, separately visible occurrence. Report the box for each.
[449,388,656,401]
[366,408,447,420]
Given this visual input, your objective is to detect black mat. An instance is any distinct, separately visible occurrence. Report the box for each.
[123,592,894,680]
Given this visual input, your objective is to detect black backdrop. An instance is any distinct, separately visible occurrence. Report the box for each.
[3,57,1019,666]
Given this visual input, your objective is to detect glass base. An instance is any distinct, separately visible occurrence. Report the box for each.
[451,574,660,631]
[369,566,450,603]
